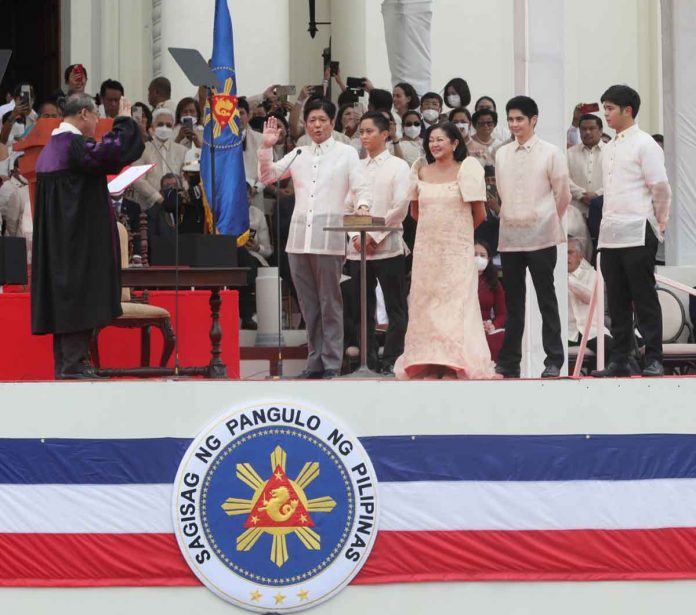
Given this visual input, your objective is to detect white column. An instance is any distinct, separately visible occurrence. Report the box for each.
[513,0,568,377]
[662,0,696,266]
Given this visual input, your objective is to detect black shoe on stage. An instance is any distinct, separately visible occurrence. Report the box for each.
[495,365,520,379]
[58,367,103,380]
[296,369,324,380]
[322,369,340,379]
[540,365,561,378]
[590,361,632,378]
[642,359,664,377]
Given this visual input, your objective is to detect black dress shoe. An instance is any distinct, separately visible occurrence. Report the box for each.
[540,365,561,378]
[240,318,258,330]
[495,365,520,379]
[322,369,340,379]
[380,363,395,376]
[59,368,103,380]
[297,369,324,380]
[642,359,664,377]
[591,361,632,378]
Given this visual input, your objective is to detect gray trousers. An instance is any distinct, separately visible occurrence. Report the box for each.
[288,253,344,372]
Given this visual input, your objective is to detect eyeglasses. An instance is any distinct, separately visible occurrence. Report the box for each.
[404,121,421,127]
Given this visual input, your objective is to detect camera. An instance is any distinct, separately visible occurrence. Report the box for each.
[182,116,193,130]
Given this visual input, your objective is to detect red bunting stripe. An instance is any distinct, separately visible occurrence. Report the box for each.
[4,528,696,587]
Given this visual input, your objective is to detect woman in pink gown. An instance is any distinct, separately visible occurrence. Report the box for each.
[395,122,496,380]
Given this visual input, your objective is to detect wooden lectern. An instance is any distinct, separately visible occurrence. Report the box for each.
[12,118,114,215]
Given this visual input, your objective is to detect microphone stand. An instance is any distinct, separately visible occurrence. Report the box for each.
[273,147,302,379]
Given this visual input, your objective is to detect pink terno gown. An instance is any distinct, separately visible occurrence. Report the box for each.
[394,157,496,380]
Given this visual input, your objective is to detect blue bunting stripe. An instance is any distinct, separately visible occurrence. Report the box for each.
[2,434,696,484]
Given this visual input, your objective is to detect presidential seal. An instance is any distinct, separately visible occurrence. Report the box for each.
[173,403,379,612]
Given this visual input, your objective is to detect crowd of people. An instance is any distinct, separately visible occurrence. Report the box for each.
[0,62,673,379]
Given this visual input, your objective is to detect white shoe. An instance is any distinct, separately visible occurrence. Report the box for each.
[345,346,359,358]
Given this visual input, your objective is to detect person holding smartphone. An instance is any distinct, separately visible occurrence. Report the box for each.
[0,85,37,146]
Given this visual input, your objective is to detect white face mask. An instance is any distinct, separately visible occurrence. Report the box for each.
[455,122,469,133]
[403,125,421,139]
[181,115,197,127]
[422,109,439,123]
[475,256,489,272]
[11,123,25,140]
[154,125,173,141]
[447,94,461,108]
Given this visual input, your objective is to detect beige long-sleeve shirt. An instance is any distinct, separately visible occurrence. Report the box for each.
[495,135,571,252]
[131,138,188,209]
[567,141,604,216]
[598,124,671,249]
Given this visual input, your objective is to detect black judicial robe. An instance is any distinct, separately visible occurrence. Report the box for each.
[31,117,144,334]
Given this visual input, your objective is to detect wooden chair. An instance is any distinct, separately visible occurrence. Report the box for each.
[90,222,175,370]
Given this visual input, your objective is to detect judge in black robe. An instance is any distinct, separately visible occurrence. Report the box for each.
[31,93,144,378]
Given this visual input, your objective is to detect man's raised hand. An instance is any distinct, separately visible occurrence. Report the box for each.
[262,116,282,148]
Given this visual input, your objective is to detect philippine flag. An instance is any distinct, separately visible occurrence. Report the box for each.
[2,434,696,585]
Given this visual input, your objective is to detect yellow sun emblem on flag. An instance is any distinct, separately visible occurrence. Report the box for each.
[205,77,241,140]
[221,445,337,567]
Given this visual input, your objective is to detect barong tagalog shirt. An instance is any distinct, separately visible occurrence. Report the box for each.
[495,135,571,252]
[258,137,370,255]
[346,150,410,261]
[598,124,671,249]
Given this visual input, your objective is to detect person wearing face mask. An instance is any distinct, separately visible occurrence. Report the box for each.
[419,92,444,131]
[173,97,203,149]
[475,241,506,361]
[443,78,471,111]
[449,107,473,147]
[397,110,424,167]
[131,107,187,210]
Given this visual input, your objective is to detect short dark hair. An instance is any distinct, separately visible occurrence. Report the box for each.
[422,122,468,164]
[579,113,603,130]
[421,91,443,108]
[443,78,471,108]
[402,109,422,125]
[472,109,498,127]
[303,98,336,122]
[448,107,472,122]
[600,84,640,118]
[64,64,88,83]
[394,82,420,110]
[237,97,250,114]
[149,76,172,99]
[368,88,393,112]
[360,110,389,133]
[337,89,359,106]
[99,79,124,98]
[160,173,179,190]
[335,103,356,132]
[268,111,289,130]
[505,95,539,119]
[175,96,201,123]
[652,133,664,145]
[475,96,497,111]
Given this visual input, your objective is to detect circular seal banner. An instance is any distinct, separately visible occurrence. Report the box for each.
[173,402,380,612]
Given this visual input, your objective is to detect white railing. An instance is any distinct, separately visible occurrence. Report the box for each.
[572,258,696,377]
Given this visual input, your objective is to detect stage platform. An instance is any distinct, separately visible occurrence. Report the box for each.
[2,376,696,614]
